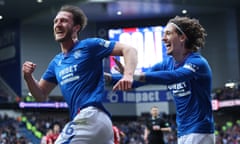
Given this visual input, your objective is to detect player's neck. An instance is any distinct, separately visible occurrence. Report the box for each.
[60,39,78,54]
[174,50,191,63]
[173,51,191,68]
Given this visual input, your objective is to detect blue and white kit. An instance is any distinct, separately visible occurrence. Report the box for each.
[113,52,215,137]
[144,52,214,137]
[42,38,116,144]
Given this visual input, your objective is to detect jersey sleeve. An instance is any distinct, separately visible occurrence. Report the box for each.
[148,62,165,71]
[144,68,193,85]
[42,59,58,84]
[87,38,116,58]
[145,56,210,85]
[110,62,168,87]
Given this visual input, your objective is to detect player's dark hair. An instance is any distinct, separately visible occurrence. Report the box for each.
[59,5,88,32]
[168,16,207,52]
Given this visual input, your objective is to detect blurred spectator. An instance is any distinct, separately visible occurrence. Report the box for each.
[41,128,53,144]
[213,86,240,100]
[113,125,125,144]
[215,120,240,144]
[144,106,171,144]
[40,122,61,144]
[0,114,30,144]
[45,123,60,144]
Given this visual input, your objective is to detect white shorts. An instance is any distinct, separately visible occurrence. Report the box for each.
[178,133,215,144]
[54,106,114,144]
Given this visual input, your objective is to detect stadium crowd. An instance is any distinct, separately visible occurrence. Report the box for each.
[213,86,240,100]
[0,114,31,144]
[30,112,178,144]
[0,110,240,144]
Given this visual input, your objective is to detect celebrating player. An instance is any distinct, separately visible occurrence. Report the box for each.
[105,16,215,144]
[22,5,137,144]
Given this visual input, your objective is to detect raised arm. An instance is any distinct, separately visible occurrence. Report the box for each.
[22,61,56,101]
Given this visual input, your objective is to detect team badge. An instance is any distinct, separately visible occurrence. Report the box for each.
[183,63,198,72]
[58,59,62,66]
[74,50,81,59]
[99,40,110,48]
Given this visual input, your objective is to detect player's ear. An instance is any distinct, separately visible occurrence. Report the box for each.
[73,25,81,33]
[179,34,187,42]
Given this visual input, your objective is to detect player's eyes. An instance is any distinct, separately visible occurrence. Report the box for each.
[163,31,172,37]
[53,18,68,24]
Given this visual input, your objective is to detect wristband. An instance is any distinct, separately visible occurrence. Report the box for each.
[133,75,141,81]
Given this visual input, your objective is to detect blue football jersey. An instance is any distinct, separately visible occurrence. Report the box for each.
[42,38,115,120]
[144,52,214,136]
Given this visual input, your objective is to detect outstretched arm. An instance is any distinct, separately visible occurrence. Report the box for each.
[106,57,195,85]
[105,56,196,86]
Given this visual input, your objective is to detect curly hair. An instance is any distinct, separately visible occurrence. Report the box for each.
[168,16,207,52]
[59,5,88,32]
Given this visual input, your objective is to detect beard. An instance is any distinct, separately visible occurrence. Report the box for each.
[54,28,73,42]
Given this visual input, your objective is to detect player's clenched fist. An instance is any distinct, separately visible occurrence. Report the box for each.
[22,61,36,78]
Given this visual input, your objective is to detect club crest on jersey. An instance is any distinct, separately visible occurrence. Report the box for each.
[74,50,81,59]
[183,63,198,72]
[99,40,110,48]
[58,60,62,66]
